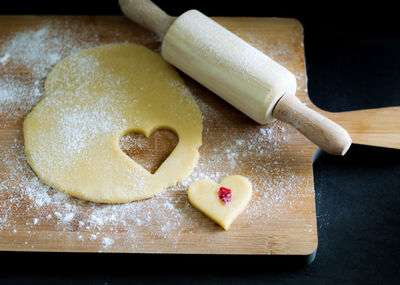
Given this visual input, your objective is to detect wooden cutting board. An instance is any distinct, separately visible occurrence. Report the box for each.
[0,16,399,256]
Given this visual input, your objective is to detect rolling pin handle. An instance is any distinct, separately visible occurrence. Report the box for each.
[272,94,352,155]
[119,0,174,39]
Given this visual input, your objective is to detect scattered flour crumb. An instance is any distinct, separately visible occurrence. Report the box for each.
[88,214,104,226]
[90,234,98,241]
[101,237,115,249]
[0,53,10,65]
[63,213,75,223]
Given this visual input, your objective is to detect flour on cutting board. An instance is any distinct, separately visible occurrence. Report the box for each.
[0,20,312,251]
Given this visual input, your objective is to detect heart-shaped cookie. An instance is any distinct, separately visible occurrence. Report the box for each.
[187,175,252,230]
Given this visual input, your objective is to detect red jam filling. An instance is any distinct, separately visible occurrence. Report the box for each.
[218,187,232,204]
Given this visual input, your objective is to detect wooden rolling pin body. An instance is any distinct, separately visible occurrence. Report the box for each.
[119,0,352,155]
[162,10,296,124]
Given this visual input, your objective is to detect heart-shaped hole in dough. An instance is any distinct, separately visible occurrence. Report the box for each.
[119,129,179,174]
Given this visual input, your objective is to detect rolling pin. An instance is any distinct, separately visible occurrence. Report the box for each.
[119,0,352,155]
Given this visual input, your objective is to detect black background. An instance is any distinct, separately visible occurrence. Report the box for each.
[1,1,400,284]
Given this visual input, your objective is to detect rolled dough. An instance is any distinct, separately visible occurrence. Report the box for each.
[23,43,203,203]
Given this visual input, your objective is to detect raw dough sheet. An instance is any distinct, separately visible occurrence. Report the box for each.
[23,43,202,203]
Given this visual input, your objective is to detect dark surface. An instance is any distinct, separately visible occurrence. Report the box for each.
[1,1,400,284]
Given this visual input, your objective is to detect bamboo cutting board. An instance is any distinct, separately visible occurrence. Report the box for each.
[0,16,399,256]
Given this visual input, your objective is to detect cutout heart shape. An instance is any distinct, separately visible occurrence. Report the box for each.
[188,175,252,230]
[119,129,179,174]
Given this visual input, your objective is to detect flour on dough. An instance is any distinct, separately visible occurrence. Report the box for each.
[23,43,203,203]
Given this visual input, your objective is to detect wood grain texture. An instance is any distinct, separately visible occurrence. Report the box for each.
[0,16,398,255]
